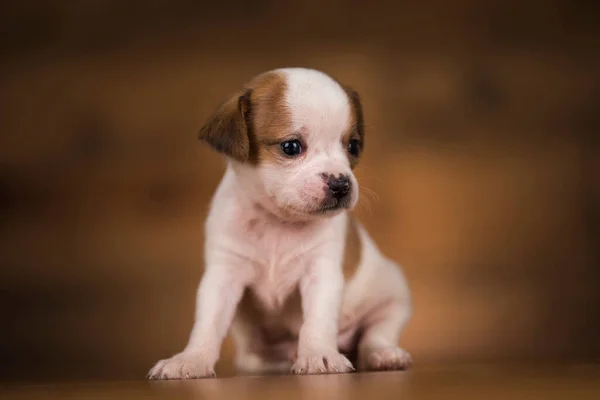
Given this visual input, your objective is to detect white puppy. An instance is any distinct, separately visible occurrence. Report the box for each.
[148,68,412,379]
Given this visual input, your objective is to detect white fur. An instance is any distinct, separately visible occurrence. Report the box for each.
[148,68,412,379]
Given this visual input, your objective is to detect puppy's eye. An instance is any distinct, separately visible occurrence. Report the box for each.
[348,139,361,157]
[280,139,303,157]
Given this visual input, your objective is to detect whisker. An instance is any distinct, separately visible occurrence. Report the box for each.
[356,196,373,215]
[359,186,380,203]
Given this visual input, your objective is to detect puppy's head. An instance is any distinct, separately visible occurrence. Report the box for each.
[199,68,364,220]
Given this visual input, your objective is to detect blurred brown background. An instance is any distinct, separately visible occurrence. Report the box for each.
[0,0,598,382]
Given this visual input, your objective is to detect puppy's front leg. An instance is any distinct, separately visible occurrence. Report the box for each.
[148,265,245,380]
[292,260,354,375]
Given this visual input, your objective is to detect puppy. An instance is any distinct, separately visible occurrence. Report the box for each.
[148,68,412,379]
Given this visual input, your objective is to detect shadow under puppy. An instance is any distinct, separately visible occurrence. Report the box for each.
[149,68,412,379]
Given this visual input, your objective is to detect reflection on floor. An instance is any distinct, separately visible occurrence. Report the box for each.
[2,364,600,400]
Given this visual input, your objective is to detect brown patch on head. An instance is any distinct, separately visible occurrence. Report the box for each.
[343,215,363,280]
[342,86,365,169]
[198,71,293,165]
[248,72,294,165]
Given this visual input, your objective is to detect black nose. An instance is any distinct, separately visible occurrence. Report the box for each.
[327,175,351,200]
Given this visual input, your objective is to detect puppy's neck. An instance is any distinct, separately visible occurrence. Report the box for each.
[250,201,313,228]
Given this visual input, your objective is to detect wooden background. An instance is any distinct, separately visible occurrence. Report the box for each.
[0,0,598,381]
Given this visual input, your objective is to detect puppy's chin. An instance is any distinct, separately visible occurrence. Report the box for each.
[311,196,353,216]
[282,196,355,220]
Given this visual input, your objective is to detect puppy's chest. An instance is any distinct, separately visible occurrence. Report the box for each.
[232,215,320,310]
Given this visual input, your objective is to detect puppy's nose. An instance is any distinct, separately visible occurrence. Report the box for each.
[327,175,351,200]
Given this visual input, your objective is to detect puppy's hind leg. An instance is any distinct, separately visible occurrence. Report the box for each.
[234,344,295,376]
[357,298,412,371]
[231,320,294,376]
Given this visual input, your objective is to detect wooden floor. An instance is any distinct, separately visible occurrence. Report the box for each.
[2,365,599,399]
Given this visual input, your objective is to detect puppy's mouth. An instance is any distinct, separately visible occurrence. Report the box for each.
[312,197,352,215]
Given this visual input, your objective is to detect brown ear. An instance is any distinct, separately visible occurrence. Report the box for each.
[198,89,252,162]
[344,86,365,149]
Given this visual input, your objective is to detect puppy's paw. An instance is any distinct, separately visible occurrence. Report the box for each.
[362,347,412,371]
[148,351,216,380]
[291,350,354,375]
